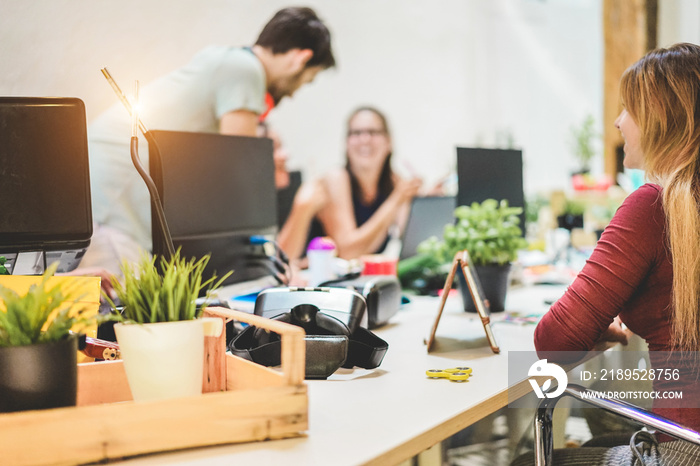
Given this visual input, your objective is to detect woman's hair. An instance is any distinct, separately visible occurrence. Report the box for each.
[620,43,700,350]
[345,106,395,201]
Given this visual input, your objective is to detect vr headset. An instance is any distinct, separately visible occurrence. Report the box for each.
[321,275,401,329]
[228,287,388,379]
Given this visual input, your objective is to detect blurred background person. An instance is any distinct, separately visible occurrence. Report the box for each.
[278,106,422,260]
[258,121,291,190]
[82,7,335,275]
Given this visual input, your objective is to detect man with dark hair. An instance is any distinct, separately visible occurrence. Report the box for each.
[83,7,335,274]
[220,6,336,135]
[256,7,335,71]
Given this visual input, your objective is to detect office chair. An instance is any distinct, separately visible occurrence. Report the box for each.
[534,384,700,465]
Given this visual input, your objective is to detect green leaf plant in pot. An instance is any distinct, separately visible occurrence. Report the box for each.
[108,250,230,402]
[570,114,597,175]
[0,256,9,275]
[556,199,586,231]
[417,199,527,313]
[0,263,98,412]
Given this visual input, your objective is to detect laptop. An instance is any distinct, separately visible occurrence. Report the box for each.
[399,196,456,260]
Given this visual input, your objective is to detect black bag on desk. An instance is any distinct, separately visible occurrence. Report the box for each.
[228,288,388,379]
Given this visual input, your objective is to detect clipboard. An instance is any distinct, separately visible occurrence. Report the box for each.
[425,250,500,354]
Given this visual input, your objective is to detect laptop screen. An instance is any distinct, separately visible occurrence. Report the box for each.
[400,196,456,260]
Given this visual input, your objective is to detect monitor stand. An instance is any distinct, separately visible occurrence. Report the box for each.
[11,251,45,275]
[2,249,86,275]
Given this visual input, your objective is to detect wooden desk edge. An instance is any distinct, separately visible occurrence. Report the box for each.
[363,380,535,466]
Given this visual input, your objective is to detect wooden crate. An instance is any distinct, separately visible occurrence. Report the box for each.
[0,307,307,466]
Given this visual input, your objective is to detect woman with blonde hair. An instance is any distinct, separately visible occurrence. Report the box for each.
[517,43,700,464]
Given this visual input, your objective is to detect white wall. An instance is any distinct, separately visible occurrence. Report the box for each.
[0,0,604,198]
[659,0,700,47]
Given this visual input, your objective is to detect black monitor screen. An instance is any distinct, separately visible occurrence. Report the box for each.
[456,147,526,233]
[148,130,277,284]
[0,97,92,273]
[148,130,277,237]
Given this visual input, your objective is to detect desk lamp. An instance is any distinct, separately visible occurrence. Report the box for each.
[101,69,175,259]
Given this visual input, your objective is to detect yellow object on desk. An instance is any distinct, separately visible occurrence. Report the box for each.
[426,369,449,378]
[0,274,101,361]
[448,372,470,382]
[445,366,472,374]
[426,367,473,382]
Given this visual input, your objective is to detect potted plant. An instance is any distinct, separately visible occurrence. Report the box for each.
[570,114,597,175]
[109,251,230,401]
[556,199,586,231]
[417,199,527,313]
[0,263,98,412]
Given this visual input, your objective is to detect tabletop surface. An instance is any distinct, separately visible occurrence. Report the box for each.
[114,284,566,466]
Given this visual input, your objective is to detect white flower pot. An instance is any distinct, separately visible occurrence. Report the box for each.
[114,317,223,401]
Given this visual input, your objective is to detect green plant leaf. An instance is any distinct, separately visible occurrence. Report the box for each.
[416,198,528,267]
[0,263,100,347]
[111,249,231,324]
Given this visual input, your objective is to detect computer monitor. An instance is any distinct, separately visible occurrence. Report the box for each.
[456,147,526,234]
[0,97,92,275]
[148,130,278,286]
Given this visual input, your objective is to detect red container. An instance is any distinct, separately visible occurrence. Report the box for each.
[361,255,398,276]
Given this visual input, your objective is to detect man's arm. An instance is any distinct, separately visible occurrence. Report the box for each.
[219,110,259,137]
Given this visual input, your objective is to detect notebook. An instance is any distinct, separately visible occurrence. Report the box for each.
[399,196,456,260]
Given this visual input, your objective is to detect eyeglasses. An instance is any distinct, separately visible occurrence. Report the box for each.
[347,128,386,138]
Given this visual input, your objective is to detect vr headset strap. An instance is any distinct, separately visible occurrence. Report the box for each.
[343,327,388,369]
[229,325,388,370]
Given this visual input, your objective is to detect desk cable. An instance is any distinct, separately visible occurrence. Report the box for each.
[249,236,292,285]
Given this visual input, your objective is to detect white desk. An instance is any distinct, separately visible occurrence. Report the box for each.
[114,285,565,466]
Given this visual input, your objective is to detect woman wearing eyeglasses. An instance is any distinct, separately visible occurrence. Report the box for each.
[316,107,422,259]
[278,106,422,260]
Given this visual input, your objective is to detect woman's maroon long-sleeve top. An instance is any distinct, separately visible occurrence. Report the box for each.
[535,183,700,432]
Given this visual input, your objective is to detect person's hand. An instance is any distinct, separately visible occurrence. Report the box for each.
[61,267,117,300]
[423,182,446,196]
[273,145,290,190]
[287,261,309,287]
[592,316,632,351]
[422,173,450,196]
[294,179,330,216]
[394,177,423,202]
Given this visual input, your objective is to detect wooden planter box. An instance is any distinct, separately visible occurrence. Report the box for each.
[0,308,307,466]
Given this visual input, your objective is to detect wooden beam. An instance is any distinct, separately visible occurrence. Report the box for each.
[603,0,657,181]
